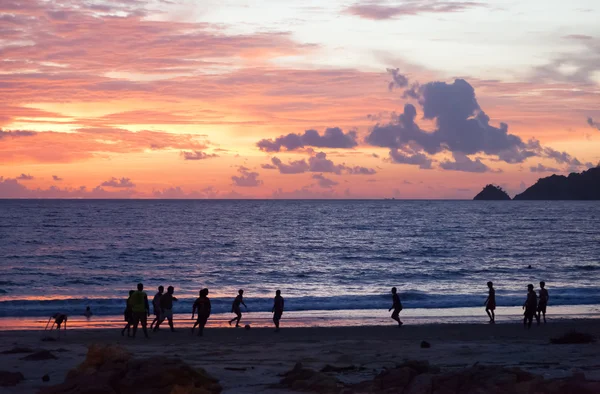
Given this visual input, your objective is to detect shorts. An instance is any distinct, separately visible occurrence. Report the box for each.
[196,315,208,326]
[524,308,535,319]
[153,309,161,317]
[486,302,496,311]
[537,303,547,313]
[162,309,173,319]
[132,311,147,325]
[273,310,283,321]
[233,307,241,316]
[392,307,402,318]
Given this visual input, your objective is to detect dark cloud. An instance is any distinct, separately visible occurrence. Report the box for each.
[260,163,277,170]
[16,173,34,180]
[231,166,263,187]
[312,174,339,188]
[0,177,136,198]
[265,152,376,175]
[0,129,36,139]
[52,175,63,181]
[440,152,499,173]
[346,1,484,20]
[387,68,408,91]
[100,177,135,188]
[269,157,310,174]
[180,150,219,160]
[346,166,377,175]
[530,163,559,173]
[257,127,358,152]
[588,117,600,130]
[365,78,589,171]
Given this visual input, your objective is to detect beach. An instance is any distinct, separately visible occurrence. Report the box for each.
[2,320,599,393]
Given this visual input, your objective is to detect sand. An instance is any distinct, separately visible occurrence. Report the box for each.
[1,320,599,393]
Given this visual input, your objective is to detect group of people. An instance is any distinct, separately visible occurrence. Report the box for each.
[484,281,550,328]
[121,284,285,338]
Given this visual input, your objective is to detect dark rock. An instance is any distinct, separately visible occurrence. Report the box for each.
[22,350,57,361]
[514,166,600,200]
[550,331,595,344]
[38,344,222,394]
[320,365,358,373]
[420,341,431,349]
[278,362,342,393]
[1,346,34,354]
[41,337,57,342]
[42,374,50,382]
[473,184,511,200]
[0,371,25,387]
[405,373,433,394]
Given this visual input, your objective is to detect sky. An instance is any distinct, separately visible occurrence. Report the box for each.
[1,0,599,199]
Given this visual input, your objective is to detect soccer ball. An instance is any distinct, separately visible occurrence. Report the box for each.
[244,324,251,330]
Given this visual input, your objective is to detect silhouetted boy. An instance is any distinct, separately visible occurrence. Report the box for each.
[537,281,549,324]
[229,289,247,327]
[130,283,150,338]
[272,290,284,332]
[121,290,135,336]
[388,287,403,326]
[150,285,164,330]
[84,306,92,319]
[523,284,537,329]
[484,281,496,323]
[154,285,178,332]
[191,288,211,336]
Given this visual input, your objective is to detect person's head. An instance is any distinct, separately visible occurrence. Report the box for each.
[487,281,493,288]
[137,283,143,291]
[527,284,534,291]
[158,285,164,293]
[239,289,244,295]
[391,287,397,294]
[199,289,202,296]
[129,290,135,296]
[202,288,209,297]
[167,286,174,294]
[540,281,545,288]
[276,290,281,296]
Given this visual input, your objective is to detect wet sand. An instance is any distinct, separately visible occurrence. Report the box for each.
[1,320,599,393]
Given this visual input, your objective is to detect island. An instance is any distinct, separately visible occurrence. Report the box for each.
[514,167,600,200]
[473,184,511,200]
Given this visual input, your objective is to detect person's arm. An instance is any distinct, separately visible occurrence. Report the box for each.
[173,296,178,302]
[272,298,275,313]
[145,295,150,316]
[242,298,247,308]
[282,298,285,312]
[192,302,197,319]
[484,296,489,306]
[207,299,211,318]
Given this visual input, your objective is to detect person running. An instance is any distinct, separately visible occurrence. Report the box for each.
[83,306,93,319]
[130,283,150,338]
[484,281,496,324]
[154,286,178,332]
[388,287,403,326]
[121,290,135,336]
[523,284,537,329]
[537,281,549,324]
[272,290,284,332]
[150,285,164,330]
[228,289,247,328]
[191,288,211,336]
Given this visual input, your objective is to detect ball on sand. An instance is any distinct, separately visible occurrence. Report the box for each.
[244,324,251,330]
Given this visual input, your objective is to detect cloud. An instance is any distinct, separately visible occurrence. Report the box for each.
[272,187,336,199]
[180,150,219,160]
[16,173,34,180]
[231,166,263,187]
[257,128,358,152]
[440,152,499,173]
[532,37,600,84]
[264,152,376,175]
[530,163,559,173]
[365,78,589,171]
[588,117,600,130]
[0,177,136,199]
[312,174,339,188]
[387,68,408,91]
[100,177,135,188]
[563,34,593,40]
[52,175,63,181]
[0,129,36,139]
[346,1,484,20]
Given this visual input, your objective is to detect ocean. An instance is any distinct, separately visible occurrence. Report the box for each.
[1,200,599,325]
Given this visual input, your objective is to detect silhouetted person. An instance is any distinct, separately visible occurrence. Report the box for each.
[272,290,284,332]
[484,281,496,324]
[537,281,549,324]
[191,288,211,336]
[154,285,178,332]
[45,313,68,337]
[121,290,135,336]
[388,287,403,326]
[527,265,532,269]
[83,306,93,319]
[130,283,150,338]
[150,285,164,330]
[229,289,247,327]
[523,284,537,329]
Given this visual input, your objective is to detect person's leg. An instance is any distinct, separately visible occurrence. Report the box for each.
[167,312,174,331]
[141,314,149,338]
[491,310,495,323]
[198,317,207,336]
[154,314,165,331]
[543,310,546,323]
[235,311,242,327]
[486,308,492,321]
[132,314,140,338]
[192,320,198,334]
[523,315,527,328]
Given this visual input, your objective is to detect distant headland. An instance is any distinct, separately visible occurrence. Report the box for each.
[474,166,600,200]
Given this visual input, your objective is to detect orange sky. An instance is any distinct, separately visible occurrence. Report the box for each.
[1,0,599,198]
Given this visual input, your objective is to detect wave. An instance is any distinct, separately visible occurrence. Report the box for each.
[1,288,599,317]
